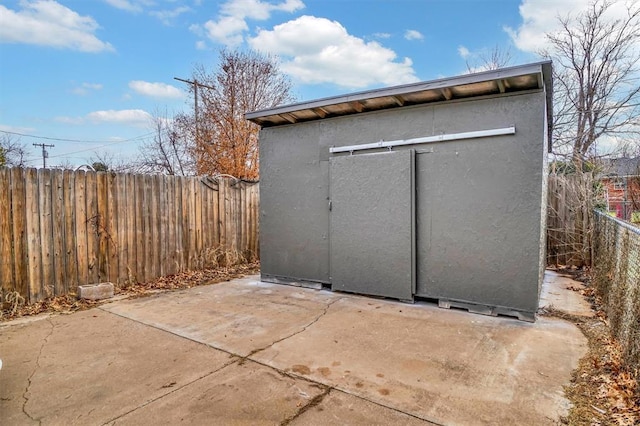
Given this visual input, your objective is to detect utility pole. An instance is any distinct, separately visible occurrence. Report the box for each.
[33,143,54,168]
[174,77,215,146]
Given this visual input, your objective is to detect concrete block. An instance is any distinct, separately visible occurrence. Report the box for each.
[78,282,114,300]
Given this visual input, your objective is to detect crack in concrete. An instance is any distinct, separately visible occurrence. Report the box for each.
[99,298,440,424]
[100,358,240,425]
[328,386,445,426]
[279,386,330,425]
[21,317,55,425]
[244,297,343,361]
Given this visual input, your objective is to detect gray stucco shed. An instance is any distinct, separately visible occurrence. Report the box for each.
[247,61,552,321]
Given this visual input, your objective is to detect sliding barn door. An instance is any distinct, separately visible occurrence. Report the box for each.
[329,150,415,300]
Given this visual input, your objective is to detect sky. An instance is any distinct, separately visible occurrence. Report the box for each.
[0,0,606,168]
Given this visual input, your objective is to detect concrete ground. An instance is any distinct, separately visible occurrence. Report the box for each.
[1,271,589,425]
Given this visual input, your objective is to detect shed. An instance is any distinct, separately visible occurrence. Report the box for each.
[246,61,553,322]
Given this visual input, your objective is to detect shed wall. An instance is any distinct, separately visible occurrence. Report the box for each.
[259,91,547,314]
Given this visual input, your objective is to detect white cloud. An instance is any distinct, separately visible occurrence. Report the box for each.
[150,6,191,25]
[248,15,419,88]
[504,0,630,53]
[458,45,470,59]
[72,82,103,96]
[373,32,391,39]
[203,15,248,46]
[0,124,36,134]
[128,81,184,99]
[104,0,143,13]
[0,1,114,52]
[221,0,304,20]
[56,109,153,127]
[86,109,152,126]
[195,40,207,50]
[54,116,84,125]
[404,29,424,41]
[104,0,157,13]
[192,0,304,46]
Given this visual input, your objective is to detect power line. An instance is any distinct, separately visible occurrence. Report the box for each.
[0,129,157,144]
[45,130,167,159]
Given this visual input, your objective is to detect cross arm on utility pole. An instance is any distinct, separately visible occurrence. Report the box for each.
[174,77,215,147]
[33,143,54,168]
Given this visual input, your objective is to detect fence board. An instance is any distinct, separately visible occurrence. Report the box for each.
[219,178,227,250]
[115,173,127,285]
[63,170,78,293]
[149,175,160,278]
[166,177,177,275]
[0,168,13,294]
[107,172,118,284]
[124,174,136,283]
[143,174,153,282]
[133,174,143,281]
[10,168,28,298]
[96,172,108,282]
[74,171,88,286]
[194,178,202,264]
[174,177,183,271]
[0,169,259,302]
[51,170,65,296]
[158,175,168,276]
[85,172,99,284]
[212,180,220,248]
[38,169,54,298]
[182,177,193,269]
[25,168,42,302]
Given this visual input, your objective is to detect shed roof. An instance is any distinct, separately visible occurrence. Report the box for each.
[246,61,553,148]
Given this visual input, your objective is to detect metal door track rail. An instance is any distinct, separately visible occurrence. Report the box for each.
[329,126,516,154]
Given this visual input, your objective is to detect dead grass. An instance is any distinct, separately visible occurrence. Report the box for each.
[542,268,640,425]
[0,261,260,322]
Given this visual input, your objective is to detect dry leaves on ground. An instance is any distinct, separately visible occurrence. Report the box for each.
[545,267,639,426]
[0,262,260,322]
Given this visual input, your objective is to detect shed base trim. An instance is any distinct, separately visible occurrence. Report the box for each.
[437,299,535,322]
[261,274,326,290]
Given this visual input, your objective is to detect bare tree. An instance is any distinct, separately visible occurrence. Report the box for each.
[0,134,28,167]
[88,150,136,173]
[466,45,513,73]
[544,0,640,166]
[189,49,295,179]
[135,110,195,175]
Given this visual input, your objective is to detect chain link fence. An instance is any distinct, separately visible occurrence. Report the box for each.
[593,211,640,381]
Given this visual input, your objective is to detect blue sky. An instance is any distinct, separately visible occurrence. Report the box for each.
[0,0,590,167]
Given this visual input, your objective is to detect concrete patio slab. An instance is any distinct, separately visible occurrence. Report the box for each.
[252,294,584,425]
[112,360,325,425]
[540,270,594,317]
[0,271,590,425]
[0,309,235,425]
[101,277,339,357]
[1,315,52,426]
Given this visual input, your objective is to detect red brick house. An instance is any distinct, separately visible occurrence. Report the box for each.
[602,157,640,222]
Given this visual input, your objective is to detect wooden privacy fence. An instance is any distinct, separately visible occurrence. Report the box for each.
[547,173,594,267]
[0,168,259,303]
